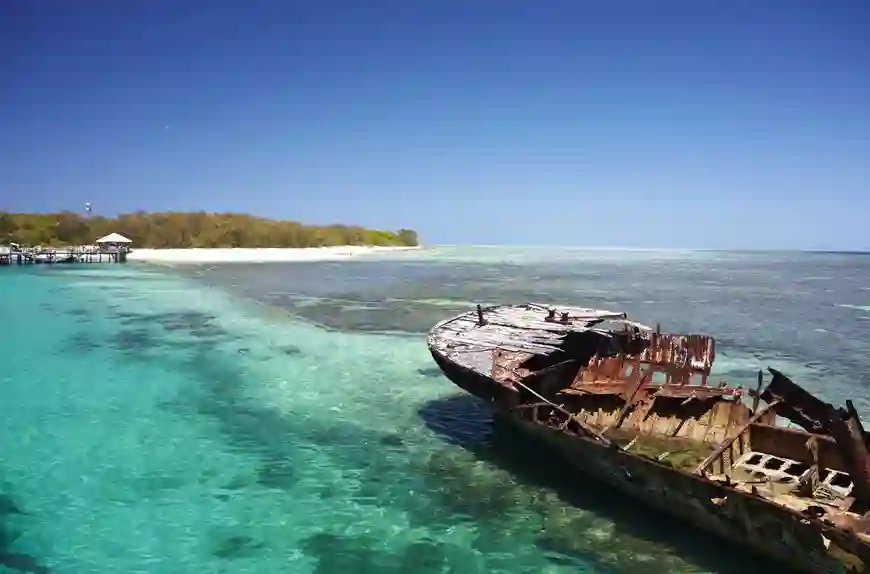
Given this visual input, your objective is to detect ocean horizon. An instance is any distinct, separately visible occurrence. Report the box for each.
[2,246,869,573]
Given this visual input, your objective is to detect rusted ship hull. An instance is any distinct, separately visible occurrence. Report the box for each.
[428,304,870,574]
[515,416,868,574]
[430,347,867,574]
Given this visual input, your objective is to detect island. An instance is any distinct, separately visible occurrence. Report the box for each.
[0,211,419,249]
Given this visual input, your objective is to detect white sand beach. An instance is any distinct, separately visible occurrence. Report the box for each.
[126,245,421,264]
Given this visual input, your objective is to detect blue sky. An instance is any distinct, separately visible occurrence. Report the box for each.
[2,1,868,249]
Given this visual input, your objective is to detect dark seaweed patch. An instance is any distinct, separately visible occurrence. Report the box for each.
[534,534,599,568]
[63,332,103,354]
[255,457,297,491]
[0,491,49,574]
[192,325,230,339]
[157,312,228,340]
[106,312,236,362]
[301,532,385,574]
[112,311,148,323]
[397,539,449,573]
[64,308,90,318]
[414,451,523,522]
[379,434,404,447]
[0,551,51,574]
[0,525,14,549]
[157,311,216,329]
[318,483,340,499]
[114,311,230,340]
[221,475,252,491]
[112,328,160,353]
[179,349,447,519]
[180,351,312,487]
[212,534,265,560]
[0,494,24,517]
[279,345,302,357]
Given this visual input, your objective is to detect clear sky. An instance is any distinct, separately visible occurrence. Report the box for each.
[2,1,868,249]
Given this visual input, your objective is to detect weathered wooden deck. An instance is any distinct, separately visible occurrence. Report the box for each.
[0,246,128,266]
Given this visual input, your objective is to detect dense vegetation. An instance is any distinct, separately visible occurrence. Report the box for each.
[0,211,419,248]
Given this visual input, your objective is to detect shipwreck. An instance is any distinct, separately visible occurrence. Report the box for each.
[427,303,870,574]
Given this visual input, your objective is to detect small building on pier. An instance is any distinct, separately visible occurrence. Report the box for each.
[96,233,132,262]
[95,233,132,250]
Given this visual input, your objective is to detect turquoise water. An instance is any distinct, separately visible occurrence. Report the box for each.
[2,251,868,573]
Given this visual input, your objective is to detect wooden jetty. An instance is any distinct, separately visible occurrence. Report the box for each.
[0,244,128,266]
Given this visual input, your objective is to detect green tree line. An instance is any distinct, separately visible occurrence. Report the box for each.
[0,211,419,249]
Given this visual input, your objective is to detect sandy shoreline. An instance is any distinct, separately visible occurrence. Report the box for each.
[126,245,421,264]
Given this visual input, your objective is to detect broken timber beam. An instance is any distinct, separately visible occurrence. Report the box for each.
[695,400,781,475]
[602,369,654,435]
[761,368,832,433]
[512,379,614,448]
[762,368,870,510]
[835,401,870,511]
